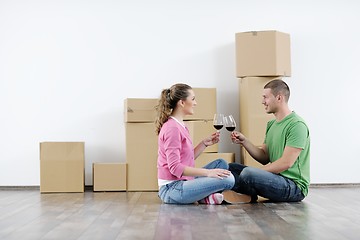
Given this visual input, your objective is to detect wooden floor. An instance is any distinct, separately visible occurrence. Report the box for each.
[0,186,359,240]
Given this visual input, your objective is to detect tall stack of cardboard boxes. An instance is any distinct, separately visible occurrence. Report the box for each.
[124,88,235,191]
[124,98,159,191]
[235,30,291,168]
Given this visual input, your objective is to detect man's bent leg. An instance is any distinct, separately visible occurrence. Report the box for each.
[237,167,304,202]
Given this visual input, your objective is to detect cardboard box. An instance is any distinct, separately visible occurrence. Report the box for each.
[241,114,273,146]
[93,163,127,191]
[184,88,216,121]
[126,123,158,191]
[236,30,291,77]
[195,153,235,168]
[239,77,276,145]
[185,120,218,153]
[40,142,84,193]
[240,146,267,168]
[124,98,158,123]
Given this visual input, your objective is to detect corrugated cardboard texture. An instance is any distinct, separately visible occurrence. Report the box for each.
[126,123,158,191]
[236,30,291,77]
[184,88,216,121]
[93,163,127,191]
[124,98,158,123]
[40,142,84,193]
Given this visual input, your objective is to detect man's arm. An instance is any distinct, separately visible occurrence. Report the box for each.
[261,146,302,173]
[231,131,270,165]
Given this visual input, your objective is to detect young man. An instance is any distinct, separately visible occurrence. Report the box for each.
[227,79,310,202]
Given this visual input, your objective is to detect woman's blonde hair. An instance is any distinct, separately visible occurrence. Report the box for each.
[155,83,192,135]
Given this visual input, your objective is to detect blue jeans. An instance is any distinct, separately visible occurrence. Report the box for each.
[229,163,304,202]
[158,159,235,204]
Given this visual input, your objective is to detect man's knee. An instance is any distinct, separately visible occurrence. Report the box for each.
[239,167,258,182]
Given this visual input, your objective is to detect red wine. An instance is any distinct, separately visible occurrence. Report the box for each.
[213,124,223,130]
[226,126,235,132]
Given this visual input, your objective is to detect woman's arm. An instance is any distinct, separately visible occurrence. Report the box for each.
[194,132,220,158]
[182,166,231,179]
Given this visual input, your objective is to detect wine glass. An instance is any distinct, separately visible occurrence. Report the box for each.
[225,115,236,143]
[213,113,224,132]
[224,115,236,132]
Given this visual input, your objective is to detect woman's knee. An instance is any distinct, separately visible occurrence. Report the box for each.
[214,158,229,169]
[223,173,235,189]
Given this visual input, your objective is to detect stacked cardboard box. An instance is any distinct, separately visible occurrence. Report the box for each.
[124,88,234,191]
[124,98,158,191]
[235,30,291,167]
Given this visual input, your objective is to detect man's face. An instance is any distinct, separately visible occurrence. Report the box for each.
[262,88,278,114]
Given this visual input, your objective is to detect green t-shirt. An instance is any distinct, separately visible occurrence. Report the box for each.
[264,112,310,196]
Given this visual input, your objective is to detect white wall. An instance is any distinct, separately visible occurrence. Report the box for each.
[1,0,359,186]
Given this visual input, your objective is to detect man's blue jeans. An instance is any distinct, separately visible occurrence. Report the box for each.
[229,163,304,202]
[158,159,235,204]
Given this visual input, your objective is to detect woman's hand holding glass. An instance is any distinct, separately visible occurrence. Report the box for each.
[202,132,220,147]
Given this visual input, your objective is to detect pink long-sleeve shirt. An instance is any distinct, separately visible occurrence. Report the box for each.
[157,117,195,181]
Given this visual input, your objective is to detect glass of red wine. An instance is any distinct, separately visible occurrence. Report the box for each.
[224,115,236,132]
[225,115,236,143]
[213,113,224,132]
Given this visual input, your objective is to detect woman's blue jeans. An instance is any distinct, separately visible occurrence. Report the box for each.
[158,159,235,204]
[229,163,304,202]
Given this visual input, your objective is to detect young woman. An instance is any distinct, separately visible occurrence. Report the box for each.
[155,83,235,204]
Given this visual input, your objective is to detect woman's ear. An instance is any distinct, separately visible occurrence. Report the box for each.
[179,100,185,107]
[177,99,185,108]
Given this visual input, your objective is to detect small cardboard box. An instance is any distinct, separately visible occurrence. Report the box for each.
[184,88,216,121]
[40,142,85,193]
[236,30,291,77]
[195,153,235,168]
[185,120,218,153]
[124,98,158,123]
[125,123,158,191]
[93,163,127,191]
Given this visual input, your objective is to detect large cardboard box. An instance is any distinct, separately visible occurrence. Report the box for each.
[184,88,216,121]
[241,114,273,146]
[40,142,85,193]
[236,30,291,77]
[240,146,266,168]
[195,153,235,168]
[185,120,218,153]
[124,98,158,123]
[126,123,158,191]
[239,77,276,146]
[93,163,127,191]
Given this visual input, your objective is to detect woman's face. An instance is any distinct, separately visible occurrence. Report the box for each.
[182,89,197,115]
